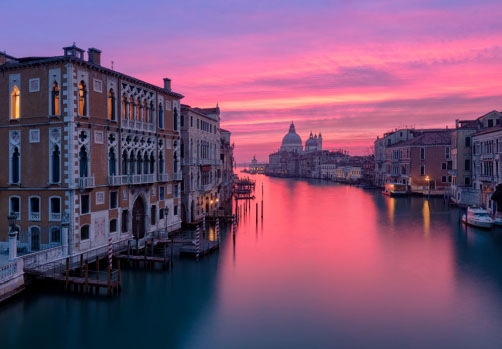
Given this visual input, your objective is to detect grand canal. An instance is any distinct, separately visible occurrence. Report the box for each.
[1,173,502,348]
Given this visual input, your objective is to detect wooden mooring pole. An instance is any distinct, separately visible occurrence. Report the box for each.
[256,203,258,224]
[65,257,70,291]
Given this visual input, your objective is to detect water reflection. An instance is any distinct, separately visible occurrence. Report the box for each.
[1,173,502,348]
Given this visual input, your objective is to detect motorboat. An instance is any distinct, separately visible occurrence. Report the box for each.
[462,207,494,229]
[382,183,407,197]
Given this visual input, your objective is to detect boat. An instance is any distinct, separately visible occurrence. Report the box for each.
[462,207,494,229]
[382,183,407,197]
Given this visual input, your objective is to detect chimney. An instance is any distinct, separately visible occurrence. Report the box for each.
[455,119,459,129]
[88,48,101,65]
[163,78,171,91]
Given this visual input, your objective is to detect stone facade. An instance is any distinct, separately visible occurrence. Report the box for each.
[0,45,183,254]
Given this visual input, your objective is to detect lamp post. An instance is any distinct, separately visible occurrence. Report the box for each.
[7,213,18,261]
[62,212,70,256]
[425,176,431,200]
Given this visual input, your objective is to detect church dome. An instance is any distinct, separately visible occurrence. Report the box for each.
[305,137,317,147]
[282,122,302,146]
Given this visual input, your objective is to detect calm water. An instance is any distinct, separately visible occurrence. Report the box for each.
[1,174,502,348]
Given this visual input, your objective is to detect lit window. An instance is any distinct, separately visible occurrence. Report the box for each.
[11,85,20,119]
[78,81,87,116]
[51,82,59,115]
[108,89,116,121]
[129,96,134,120]
[122,95,127,118]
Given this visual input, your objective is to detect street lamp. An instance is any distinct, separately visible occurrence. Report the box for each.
[425,175,431,200]
[8,213,17,230]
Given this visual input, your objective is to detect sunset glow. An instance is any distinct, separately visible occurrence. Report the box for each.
[4,0,502,162]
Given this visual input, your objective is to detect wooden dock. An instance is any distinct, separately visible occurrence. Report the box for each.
[116,254,170,269]
[180,240,219,257]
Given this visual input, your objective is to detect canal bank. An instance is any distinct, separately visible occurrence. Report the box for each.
[1,174,502,348]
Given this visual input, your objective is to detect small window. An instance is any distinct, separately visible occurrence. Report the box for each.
[465,159,471,171]
[159,208,164,220]
[110,219,117,233]
[465,177,471,186]
[49,197,61,221]
[81,225,90,240]
[420,148,425,160]
[441,176,447,183]
[9,196,21,219]
[488,119,494,127]
[160,186,165,201]
[465,137,471,147]
[441,163,447,170]
[174,205,178,216]
[151,205,156,225]
[420,165,425,176]
[51,226,61,244]
[81,194,90,214]
[110,191,118,209]
[121,210,128,233]
[29,196,41,221]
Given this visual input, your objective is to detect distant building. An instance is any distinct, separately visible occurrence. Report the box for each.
[280,122,303,153]
[305,132,322,152]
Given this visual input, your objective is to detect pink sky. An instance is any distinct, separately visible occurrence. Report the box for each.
[3,0,502,162]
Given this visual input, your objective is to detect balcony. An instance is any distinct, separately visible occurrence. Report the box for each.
[173,172,182,181]
[202,184,214,192]
[121,175,130,185]
[141,174,154,183]
[49,212,61,221]
[122,119,155,132]
[29,212,40,221]
[158,173,169,182]
[78,176,95,189]
[131,175,142,184]
[108,175,122,186]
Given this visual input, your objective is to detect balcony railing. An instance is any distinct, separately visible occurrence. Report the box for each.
[173,172,182,181]
[141,174,154,183]
[78,176,95,189]
[121,175,130,185]
[122,119,154,132]
[29,212,40,221]
[158,173,169,182]
[108,175,122,186]
[49,212,61,221]
[203,184,214,192]
[131,175,142,184]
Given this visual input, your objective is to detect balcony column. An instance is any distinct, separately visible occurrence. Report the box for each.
[8,228,18,261]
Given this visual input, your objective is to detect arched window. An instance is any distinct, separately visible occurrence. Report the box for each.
[108,89,116,121]
[143,100,147,122]
[79,146,88,177]
[122,150,128,175]
[158,103,164,128]
[122,95,127,118]
[30,226,40,251]
[159,152,164,174]
[51,82,59,115]
[78,81,87,116]
[109,148,117,176]
[143,153,149,174]
[11,146,20,184]
[129,96,134,120]
[174,153,178,174]
[173,107,178,131]
[136,98,141,121]
[11,85,20,119]
[149,102,154,124]
[129,151,135,174]
[137,153,142,175]
[150,153,155,174]
[51,145,60,183]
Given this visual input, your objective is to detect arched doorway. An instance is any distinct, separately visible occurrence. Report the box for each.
[132,196,146,240]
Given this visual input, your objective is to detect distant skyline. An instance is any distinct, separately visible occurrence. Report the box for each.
[3,0,502,162]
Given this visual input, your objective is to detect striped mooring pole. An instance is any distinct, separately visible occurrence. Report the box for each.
[196,225,201,260]
[108,236,113,270]
[216,218,220,243]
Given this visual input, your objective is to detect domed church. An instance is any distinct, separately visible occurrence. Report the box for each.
[305,132,322,152]
[280,121,303,153]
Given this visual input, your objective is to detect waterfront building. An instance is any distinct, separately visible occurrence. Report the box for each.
[0,45,183,255]
[249,155,267,173]
[386,130,453,194]
[180,105,234,224]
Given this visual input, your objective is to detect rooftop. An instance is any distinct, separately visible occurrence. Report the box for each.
[390,130,452,147]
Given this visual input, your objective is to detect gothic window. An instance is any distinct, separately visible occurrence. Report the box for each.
[78,81,87,116]
[109,148,117,176]
[79,146,88,177]
[143,153,149,174]
[158,103,164,128]
[11,85,20,119]
[137,153,142,175]
[129,151,136,174]
[122,95,127,118]
[129,96,134,120]
[51,82,59,115]
[121,210,128,233]
[174,153,178,174]
[122,150,128,175]
[51,145,60,183]
[108,89,116,121]
[150,153,155,174]
[173,108,178,131]
[143,100,147,122]
[136,98,141,121]
[11,146,20,184]
[159,152,164,174]
[149,101,154,124]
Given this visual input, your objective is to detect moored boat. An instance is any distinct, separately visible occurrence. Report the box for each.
[382,183,407,197]
[462,207,494,229]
